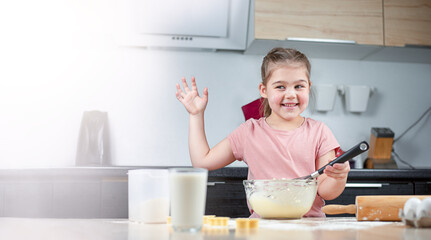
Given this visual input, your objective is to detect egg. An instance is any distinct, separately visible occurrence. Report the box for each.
[403,197,422,219]
[416,198,431,219]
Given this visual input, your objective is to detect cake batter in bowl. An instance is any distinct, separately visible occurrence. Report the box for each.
[244,179,318,219]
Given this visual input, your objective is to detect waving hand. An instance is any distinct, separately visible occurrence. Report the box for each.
[176,77,208,115]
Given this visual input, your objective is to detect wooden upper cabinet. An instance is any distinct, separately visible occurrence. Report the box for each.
[384,0,431,47]
[254,0,384,45]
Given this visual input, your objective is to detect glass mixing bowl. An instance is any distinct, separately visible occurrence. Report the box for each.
[243,179,318,219]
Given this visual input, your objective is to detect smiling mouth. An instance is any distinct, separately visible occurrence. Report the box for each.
[281,103,298,107]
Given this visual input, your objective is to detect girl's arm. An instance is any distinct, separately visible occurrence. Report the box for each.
[316,150,350,200]
[176,77,236,170]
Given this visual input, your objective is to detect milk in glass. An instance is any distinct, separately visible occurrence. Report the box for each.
[169,168,208,232]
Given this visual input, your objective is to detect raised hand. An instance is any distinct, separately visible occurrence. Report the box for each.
[176,77,208,115]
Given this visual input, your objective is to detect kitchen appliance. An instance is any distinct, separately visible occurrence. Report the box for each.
[322,195,431,221]
[117,0,250,50]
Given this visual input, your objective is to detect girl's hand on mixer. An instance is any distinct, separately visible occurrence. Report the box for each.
[323,162,350,180]
[176,77,208,116]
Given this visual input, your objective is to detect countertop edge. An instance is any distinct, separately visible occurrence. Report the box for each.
[0,167,430,181]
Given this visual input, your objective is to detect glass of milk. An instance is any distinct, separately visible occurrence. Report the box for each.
[169,168,208,232]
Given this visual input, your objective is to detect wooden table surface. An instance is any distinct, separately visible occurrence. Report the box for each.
[0,217,429,240]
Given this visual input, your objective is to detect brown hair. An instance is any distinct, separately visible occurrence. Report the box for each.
[260,48,311,117]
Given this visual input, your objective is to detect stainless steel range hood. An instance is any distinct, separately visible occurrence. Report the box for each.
[117,0,250,50]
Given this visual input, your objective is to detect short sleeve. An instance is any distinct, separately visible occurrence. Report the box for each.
[317,123,340,158]
[227,121,251,161]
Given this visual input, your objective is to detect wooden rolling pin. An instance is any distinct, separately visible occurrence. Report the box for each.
[322,195,431,221]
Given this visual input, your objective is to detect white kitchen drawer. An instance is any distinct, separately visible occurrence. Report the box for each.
[100,179,128,218]
[0,183,4,216]
[52,181,101,218]
[3,182,53,217]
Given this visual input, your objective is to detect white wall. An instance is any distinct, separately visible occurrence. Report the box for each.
[0,1,430,169]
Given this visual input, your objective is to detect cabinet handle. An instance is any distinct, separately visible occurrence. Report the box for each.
[207,181,225,186]
[287,37,356,44]
[345,183,383,188]
[404,44,431,49]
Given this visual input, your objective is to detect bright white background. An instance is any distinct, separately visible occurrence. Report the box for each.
[0,1,430,169]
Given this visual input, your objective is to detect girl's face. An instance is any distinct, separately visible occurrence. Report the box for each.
[259,63,310,123]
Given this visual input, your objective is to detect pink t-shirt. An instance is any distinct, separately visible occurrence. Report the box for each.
[228,117,339,217]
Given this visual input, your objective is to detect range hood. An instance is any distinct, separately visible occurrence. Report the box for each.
[117,0,250,50]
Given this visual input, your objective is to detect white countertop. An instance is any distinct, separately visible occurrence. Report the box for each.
[1,217,430,240]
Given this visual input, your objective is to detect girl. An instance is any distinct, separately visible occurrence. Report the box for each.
[175,47,350,217]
